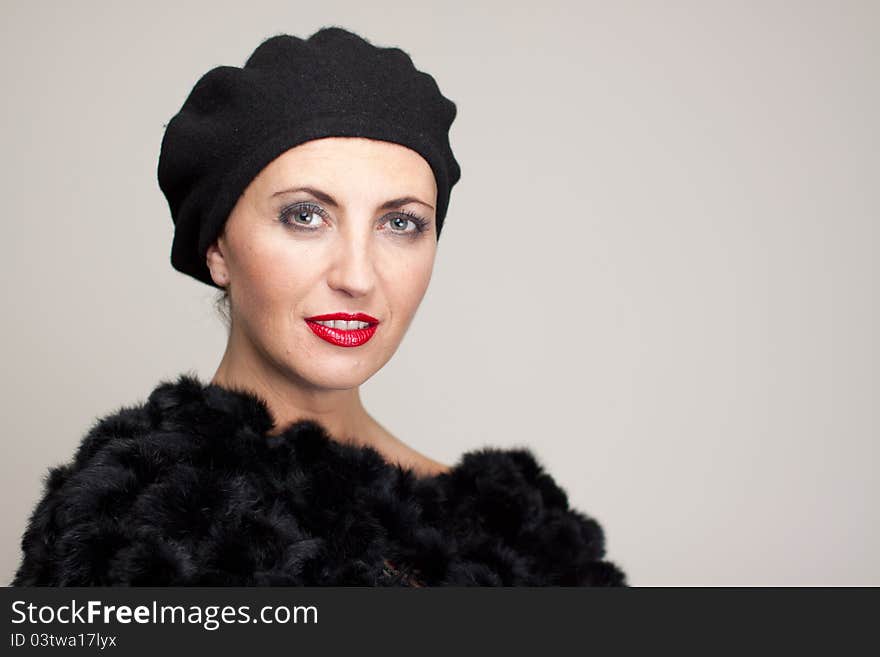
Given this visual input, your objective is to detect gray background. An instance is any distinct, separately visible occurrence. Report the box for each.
[2,0,877,585]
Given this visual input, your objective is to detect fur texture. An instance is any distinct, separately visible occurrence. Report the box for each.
[12,373,627,586]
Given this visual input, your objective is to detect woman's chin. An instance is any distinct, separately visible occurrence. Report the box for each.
[294,360,377,390]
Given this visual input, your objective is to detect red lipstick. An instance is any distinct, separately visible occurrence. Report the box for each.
[304,312,380,347]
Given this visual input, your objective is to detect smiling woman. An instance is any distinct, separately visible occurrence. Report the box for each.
[11,25,627,587]
[206,137,440,415]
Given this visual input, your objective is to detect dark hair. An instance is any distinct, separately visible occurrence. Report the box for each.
[214,287,231,333]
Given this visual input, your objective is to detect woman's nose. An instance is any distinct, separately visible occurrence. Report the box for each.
[326,230,376,297]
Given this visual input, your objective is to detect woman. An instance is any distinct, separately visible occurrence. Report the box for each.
[11,26,627,586]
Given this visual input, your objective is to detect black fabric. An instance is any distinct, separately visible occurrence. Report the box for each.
[11,373,626,586]
[158,26,462,288]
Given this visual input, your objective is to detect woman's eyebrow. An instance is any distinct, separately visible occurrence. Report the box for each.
[272,185,434,211]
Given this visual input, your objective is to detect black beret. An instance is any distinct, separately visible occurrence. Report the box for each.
[157,26,461,288]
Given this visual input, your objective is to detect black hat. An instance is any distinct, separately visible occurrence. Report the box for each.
[157,26,461,288]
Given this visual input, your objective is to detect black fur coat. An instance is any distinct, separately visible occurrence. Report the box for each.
[12,373,627,586]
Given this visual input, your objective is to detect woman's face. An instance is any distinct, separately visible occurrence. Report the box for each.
[206,136,439,390]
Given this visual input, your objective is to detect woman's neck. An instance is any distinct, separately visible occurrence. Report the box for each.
[211,338,450,476]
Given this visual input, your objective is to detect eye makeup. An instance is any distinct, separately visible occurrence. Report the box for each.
[277,201,432,237]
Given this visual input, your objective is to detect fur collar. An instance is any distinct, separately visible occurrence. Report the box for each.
[13,372,626,586]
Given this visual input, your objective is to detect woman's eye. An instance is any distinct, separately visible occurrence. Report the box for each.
[387,213,429,235]
[389,216,414,232]
[279,204,325,229]
[294,210,322,227]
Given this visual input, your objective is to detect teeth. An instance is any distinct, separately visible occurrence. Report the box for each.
[313,319,370,330]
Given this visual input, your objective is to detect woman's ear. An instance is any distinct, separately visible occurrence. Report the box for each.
[206,236,230,288]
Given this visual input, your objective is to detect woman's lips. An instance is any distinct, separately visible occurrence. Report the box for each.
[305,320,378,347]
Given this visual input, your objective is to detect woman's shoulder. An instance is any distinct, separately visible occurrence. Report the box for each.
[11,373,281,585]
[435,446,627,586]
[21,376,249,499]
